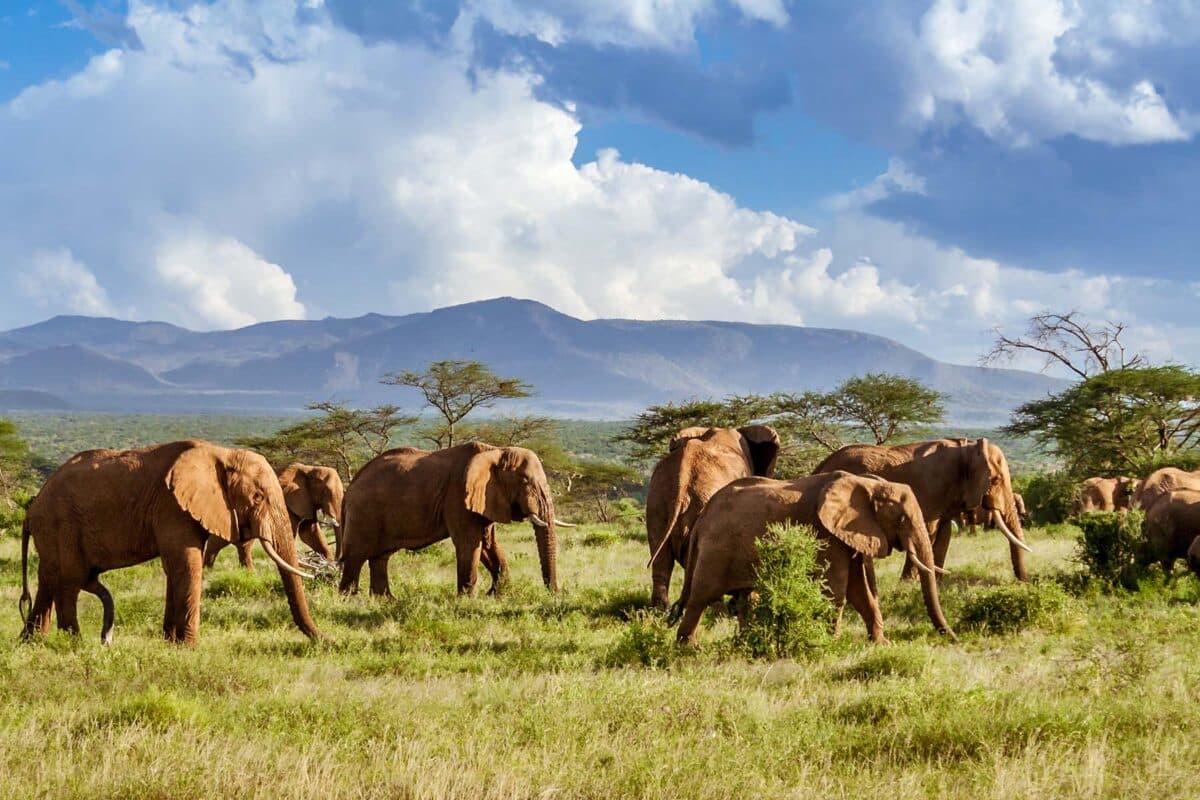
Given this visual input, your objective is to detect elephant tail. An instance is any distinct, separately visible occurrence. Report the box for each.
[18,518,32,623]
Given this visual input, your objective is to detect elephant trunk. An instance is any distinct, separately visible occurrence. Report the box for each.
[530,491,559,592]
[264,508,321,639]
[910,532,955,640]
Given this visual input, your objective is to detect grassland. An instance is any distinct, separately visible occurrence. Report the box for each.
[1,520,1198,799]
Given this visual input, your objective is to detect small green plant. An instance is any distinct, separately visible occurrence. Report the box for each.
[605,609,676,668]
[205,568,276,599]
[958,581,1069,634]
[1075,510,1146,589]
[1014,472,1078,525]
[738,522,835,660]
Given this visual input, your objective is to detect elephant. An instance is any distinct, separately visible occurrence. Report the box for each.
[672,471,955,645]
[204,462,343,569]
[961,493,1028,534]
[1073,476,1137,515]
[1139,489,1200,577]
[644,425,780,609]
[813,438,1031,580]
[1134,467,1200,511]
[18,440,321,645]
[338,442,566,596]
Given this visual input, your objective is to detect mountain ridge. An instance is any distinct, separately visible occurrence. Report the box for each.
[0,297,1065,423]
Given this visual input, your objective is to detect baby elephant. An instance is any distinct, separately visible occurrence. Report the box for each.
[1140,489,1200,576]
[673,471,955,645]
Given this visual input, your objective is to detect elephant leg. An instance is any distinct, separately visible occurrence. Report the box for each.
[480,536,509,596]
[455,538,483,596]
[649,536,675,610]
[931,517,954,569]
[823,551,850,636]
[733,590,759,635]
[84,574,115,646]
[162,546,204,645]
[368,555,393,598]
[23,583,54,638]
[202,537,227,568]
[236,540,256,571]
[846,557,887,643]
[54,584,82,636]
[675,600,708,645]
[339,556,365,595]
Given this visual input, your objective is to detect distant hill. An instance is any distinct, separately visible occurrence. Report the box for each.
[0,297,1066,423]
[0,389,71,411]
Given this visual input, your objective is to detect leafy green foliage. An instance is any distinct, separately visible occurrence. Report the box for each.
[605,610,677,668]
[0,417,34,535]
[1075,510,1147,589]
[613,395,774,463]
[1005,366,1200,477]
[381,360,533,447]
[235,401,415,480]
[821,372,946,445]
[1014,472,1079,525]
[958,581,1070,634]
[738,522,836,659]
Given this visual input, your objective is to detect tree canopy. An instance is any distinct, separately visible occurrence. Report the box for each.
[235,402,415,479]
[381,360,533,448]
[1004,365,1200,476]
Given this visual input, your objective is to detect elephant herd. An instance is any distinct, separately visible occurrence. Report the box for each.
[18,439,564,645]
[20,428,1199,650]
[1070,468,1200,579]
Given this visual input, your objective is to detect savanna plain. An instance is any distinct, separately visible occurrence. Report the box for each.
[2,517,1199,799]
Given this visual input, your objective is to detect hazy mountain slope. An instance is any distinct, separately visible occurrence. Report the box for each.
[0,297,1065,421]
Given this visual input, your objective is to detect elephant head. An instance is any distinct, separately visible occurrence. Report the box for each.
[668,424,780,478]
[281,464,343,560]
[818,473,954,637]
[961,438,1030,577]
[465,446,560,591]
[737,424,781,478]
[167,446,320,638]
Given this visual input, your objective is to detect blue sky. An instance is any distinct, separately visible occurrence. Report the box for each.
[2,0,1199,369]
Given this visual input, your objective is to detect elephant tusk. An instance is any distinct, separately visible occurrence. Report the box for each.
[260,537,314,579]
[991,510,1032,553]
[908,552,942,577]
[528,513,548,527]
[553,519,577,528]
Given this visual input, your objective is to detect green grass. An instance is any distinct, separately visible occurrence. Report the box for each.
[2,523,1199,798]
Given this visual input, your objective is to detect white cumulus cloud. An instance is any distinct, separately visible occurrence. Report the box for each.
[19,248,116,317]
[153,233,306,329]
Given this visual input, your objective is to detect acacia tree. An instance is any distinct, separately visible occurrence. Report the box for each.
[824,373,945,445]
[236,402,415,480]
[0,418,31,509]
[983,310,1143,379]
[1004,366,1200,476]
[614,395,774,462]
[381,360,533,448]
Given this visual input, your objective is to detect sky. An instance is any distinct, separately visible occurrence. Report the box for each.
[1,0,1199,370]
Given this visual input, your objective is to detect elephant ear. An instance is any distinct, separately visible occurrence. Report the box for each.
[669,427,711,452]
[738,425,780,478]
[464,448,515,523]
[817,474,891,558]
[283,469,316,522]
[166,446,236,542]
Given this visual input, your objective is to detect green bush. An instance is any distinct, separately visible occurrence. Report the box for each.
[738,522,835,660]
[1014,472,1078,525]
[958,581,1070,634]
[1075,510,1146,589]
[606,610,676,668]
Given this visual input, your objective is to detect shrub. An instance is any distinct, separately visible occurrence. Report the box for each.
[1075,510,1146,589]
[738,522,835,660]
[606,610,676,668]
[958,581,1069,634]
[1014,472,1078,525]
